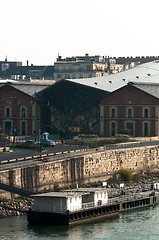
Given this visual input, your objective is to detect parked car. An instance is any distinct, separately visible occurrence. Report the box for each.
[41,139,55,147]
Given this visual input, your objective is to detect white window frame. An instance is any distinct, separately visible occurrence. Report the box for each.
[124,121,135,136]
[5,106,11,117]
[20,106,27,117]
[143,107,150,118]
[110,121,117,136]
[142,121,150,136]
[110,107,117,118]
[126,107,133,118]
[20,120,27,135]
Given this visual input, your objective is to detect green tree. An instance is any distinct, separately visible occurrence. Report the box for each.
[118,168,132,182]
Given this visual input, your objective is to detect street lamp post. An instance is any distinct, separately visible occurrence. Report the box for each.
[38,128,42,152]
[10,91,19,145]
[12,128,16,145]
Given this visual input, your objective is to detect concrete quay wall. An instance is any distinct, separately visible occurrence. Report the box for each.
[0,145,159,197]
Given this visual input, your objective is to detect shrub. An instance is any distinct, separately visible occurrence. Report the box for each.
[114,134,129,142]
[118,168,133,182]
[118,129,132,136]
[78,134,98,138]
[15,142,39,150]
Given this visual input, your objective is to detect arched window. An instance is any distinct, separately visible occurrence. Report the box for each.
[4,121,12,134]
[110,121,117,136]
[21,121,27,135]
[21,107,27,117]
[110,107,117,118]
[126,107,133,118]
[125,121,135,136]
[143,107,150,118]
[5,107,11,117]
[143,121,150,136]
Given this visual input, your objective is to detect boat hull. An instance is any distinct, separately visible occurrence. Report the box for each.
[27,210,69,225]
[27,203,120,226]
[27,195,156,226]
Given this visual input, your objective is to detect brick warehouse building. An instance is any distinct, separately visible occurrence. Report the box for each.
[1,61,159,140]
[0,81,49,141]
[100,82,159,137]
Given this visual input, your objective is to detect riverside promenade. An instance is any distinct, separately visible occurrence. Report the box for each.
[0,144,82,162]
[0,136,159,161]
[0,137,159,198]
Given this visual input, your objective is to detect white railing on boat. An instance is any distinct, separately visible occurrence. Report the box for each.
[82,202,95,209]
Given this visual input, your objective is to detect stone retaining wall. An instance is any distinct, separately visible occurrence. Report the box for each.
[0,198,33,217]
[0,145,159,198]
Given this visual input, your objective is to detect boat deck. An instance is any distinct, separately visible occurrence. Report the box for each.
[27,191,159,225]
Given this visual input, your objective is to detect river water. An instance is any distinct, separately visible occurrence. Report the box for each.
[0,206,159,240]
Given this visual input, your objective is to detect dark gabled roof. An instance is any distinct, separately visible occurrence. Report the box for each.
[42,66,54,76]
[0,81,51,97]
[36,79,109,116]
[0,83,38,103]
[0,65,54,77]
[100,81,159,105]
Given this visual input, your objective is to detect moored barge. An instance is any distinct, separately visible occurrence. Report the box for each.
[27,187,158,226]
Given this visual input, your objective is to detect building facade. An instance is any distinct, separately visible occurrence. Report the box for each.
[0,83,42,142]
[53,55,159,81]
[100,83,159,137]
[53,54,110,81]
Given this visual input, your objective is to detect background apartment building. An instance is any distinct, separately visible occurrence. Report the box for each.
[1,55,159,82]
[53,54,159,81]
[53,54,110,81]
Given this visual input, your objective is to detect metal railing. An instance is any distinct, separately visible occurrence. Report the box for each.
[1,140,159,166]
[82,202,95,209]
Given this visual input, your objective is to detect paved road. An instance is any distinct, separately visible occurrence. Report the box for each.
[1,140,159,163]
[0,144,82,161]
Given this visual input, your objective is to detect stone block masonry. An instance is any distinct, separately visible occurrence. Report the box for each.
[0,145,159,198]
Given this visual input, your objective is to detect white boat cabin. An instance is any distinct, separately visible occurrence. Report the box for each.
[31,188,108,214]
[64,187,108,208]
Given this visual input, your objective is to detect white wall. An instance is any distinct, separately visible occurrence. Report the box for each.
[33,195,83,213]
[67,195,82,211]
[94,190,108,206]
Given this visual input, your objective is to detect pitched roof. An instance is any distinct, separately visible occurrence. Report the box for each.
[0,65,54,79]
[2,65,53,74]
[36,61,159,116]
[66,61,159,92]
[132,82,159,99]
[37,79,108,116]
[0,81,52,97]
